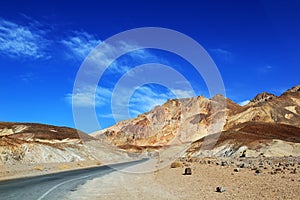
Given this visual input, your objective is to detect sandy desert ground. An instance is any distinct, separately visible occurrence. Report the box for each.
[65,156,300,200]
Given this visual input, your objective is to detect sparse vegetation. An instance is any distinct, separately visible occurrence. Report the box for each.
[57,164,70,170]
[95,161,101,166]
[34,166,43,171]
[170,161,182,168]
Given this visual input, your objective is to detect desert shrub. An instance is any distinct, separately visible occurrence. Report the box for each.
[170,161,182,168]
[95,161,101,166]
[34,166,43,171]
[57,164,70,170]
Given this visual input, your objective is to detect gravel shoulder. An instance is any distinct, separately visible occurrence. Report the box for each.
[0,160,102,181]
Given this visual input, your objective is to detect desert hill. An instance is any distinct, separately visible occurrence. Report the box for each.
[0,122,95,142]
[0,122,127,165]
[92,85,300,157]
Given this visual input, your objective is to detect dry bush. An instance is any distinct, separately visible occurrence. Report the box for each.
[57,164,70,170]
[170,161,182,168]
[34,166,43,171]
[95,161,101,166]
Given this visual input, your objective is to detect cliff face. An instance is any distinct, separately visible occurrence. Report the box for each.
[92,85,300,156]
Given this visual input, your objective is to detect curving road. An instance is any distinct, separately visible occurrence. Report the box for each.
[0,159,148,200]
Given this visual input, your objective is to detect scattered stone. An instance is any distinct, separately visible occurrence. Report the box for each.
[270,171,276,175]
[216,186,226,193]
[267,161,273,165]
[234,168,240,172]
[291,168,297,174]
[183,167,192,175]
[285,163,289,167]
[259,153,265,157]
[255,169,261,174]
[221,161,227,166]
[238,163,245,168]
[240,150,246,158]
[251,167,258,171]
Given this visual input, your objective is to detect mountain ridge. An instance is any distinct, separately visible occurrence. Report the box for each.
[92,85,300,157]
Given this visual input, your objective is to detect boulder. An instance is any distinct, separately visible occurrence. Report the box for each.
[183,167,192,175]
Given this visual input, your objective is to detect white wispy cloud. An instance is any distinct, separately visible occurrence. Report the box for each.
[238,100,250,106]
[258,65,273,74]
[129,85,174,116]
[127,86,196,118]
[108,49,155,75]
[61,31,101,61]
[64,43,162,109]
[65,86,112,107]
[0,18,50,59]
[172,89,194,98]
[61,33,153,76]
[17,72,35,82]
[210,48,233,61]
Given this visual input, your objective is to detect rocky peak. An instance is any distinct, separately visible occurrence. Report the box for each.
[284,85,300,94]
[210,94,225,102]
[251,92,277,103]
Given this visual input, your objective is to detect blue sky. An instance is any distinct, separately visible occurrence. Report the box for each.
[0,0,299,133]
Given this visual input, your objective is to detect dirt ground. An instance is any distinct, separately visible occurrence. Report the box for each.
[65,157,300,200]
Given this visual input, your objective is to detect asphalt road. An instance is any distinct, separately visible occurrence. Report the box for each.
[0,159,148,200]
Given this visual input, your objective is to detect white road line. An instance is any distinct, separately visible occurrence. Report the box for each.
[36,175,92,200]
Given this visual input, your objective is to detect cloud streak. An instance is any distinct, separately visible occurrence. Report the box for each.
[129,85,173,116]
[61,31,101,61]
[65,86,112,107]
[0,17,103,62]
[0,18,50,59]
[238,100,250,106]
[209,48,233,61]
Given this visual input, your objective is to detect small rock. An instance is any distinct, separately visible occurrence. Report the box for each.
[251,167,258,171]
[234,168,240,172]
[270,171,276,175]
[255,169,261,174]
[240,150,246,158]
[216,186,226,193]
[291,168,297,174]
[183,167,192,175]
[221,161,227,166]
[238,163,245,168]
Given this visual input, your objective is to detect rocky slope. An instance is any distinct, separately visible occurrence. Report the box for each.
[0,122,127,165]
[93,95,227,147]
[92,85,300,157]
